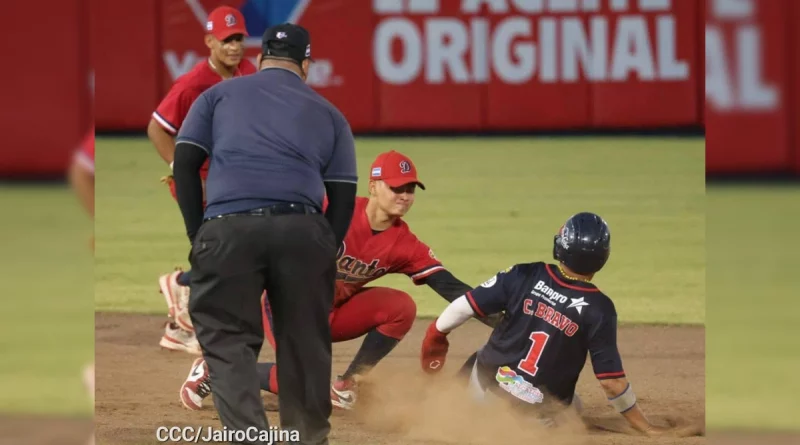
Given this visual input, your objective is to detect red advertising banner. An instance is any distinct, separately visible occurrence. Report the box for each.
[373,1,485,130]
[1,0,90,177]
[697,0,705,127]
[89,0,748,146]
[592,0,699,127]
[157,0,377,131]
[296,2,377,131]
[92,0,161,131]
[704,0,790,174]
[485,5,591,130]
[793,0,800,173]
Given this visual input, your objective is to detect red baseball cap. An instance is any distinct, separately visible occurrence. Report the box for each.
[206,6,248,41]
[370,150,426,190]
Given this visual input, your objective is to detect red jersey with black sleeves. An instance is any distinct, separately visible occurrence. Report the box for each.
[466,262,624,405]
[331,197,445,307]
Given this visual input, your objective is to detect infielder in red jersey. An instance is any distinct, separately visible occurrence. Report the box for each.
[148,6,257,356]
[68,127,96,445]
[179,150,500,411]
[70,127,95,219]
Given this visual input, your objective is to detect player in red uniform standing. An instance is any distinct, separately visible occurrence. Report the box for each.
[179,150,500,411]
[68,127,95,445]
[147,6,257,355]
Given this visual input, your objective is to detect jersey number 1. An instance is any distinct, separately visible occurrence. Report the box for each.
[518,331,550,377]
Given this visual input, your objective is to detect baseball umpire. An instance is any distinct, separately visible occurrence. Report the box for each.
[172,23,357,445]
[421,213,701,437]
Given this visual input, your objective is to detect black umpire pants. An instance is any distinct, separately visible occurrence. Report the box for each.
[188,205,337,445]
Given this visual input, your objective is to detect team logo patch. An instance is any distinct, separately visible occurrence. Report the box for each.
[206,20,213,31]
[225,13,237,27]
[371,167,382,177]
[495,366,544,405]
[399,160,411,174]
[305,44,312,57]
[277,31,288,39]
[557,224,570,249]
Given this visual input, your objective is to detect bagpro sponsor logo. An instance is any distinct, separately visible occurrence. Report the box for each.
[532,280,568,305]
[372,0,690,85]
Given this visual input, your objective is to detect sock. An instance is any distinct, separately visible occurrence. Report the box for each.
[256,362,278,393]
[177,269,192,286]
[342,329,400,380]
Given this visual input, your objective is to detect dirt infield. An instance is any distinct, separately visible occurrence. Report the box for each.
[96,312,705,445]
[0,416,92,445]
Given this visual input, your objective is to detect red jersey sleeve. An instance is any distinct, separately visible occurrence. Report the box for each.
[239,58,257,75]
[152,84,201,135]
[74,128,95,174]
[397,232,445,284]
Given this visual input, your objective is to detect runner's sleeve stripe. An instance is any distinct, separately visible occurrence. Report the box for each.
[596,371,626,379]
[465,291,486,318]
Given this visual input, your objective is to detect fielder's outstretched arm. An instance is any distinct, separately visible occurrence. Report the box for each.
[423,271,503,328]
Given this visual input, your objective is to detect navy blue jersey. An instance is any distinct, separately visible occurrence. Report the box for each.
[466,262,624,405]
[176,67,358,219]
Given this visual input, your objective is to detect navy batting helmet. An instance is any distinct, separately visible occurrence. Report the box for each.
[553,212,611,275]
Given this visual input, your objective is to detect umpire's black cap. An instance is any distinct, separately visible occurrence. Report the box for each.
[261,23,313,65]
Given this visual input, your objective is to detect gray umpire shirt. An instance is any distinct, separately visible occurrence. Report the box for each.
[176,67,358,219]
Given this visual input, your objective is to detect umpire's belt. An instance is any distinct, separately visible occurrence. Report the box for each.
[205,203,319,221]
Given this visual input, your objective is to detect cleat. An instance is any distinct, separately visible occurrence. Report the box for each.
[159,322,201,356]
[158,270,183,318]
[180,358,211,410]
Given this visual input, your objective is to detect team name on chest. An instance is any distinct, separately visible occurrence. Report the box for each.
[523,299,580,337]
[336,241,388,282]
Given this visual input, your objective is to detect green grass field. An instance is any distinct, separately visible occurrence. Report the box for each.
[96,136,704,324]
[706,186,800,431]
[0,187,94,416]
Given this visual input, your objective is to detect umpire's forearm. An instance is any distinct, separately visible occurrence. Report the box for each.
[323,181,357,247]
[173,142,208,241]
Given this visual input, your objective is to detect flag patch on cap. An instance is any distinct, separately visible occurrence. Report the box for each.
[371,167,382,177]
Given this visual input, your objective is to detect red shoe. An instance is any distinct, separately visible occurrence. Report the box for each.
[180,358,211,410]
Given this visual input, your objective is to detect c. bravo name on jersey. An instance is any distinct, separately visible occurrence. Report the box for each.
[523,299,579,337]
